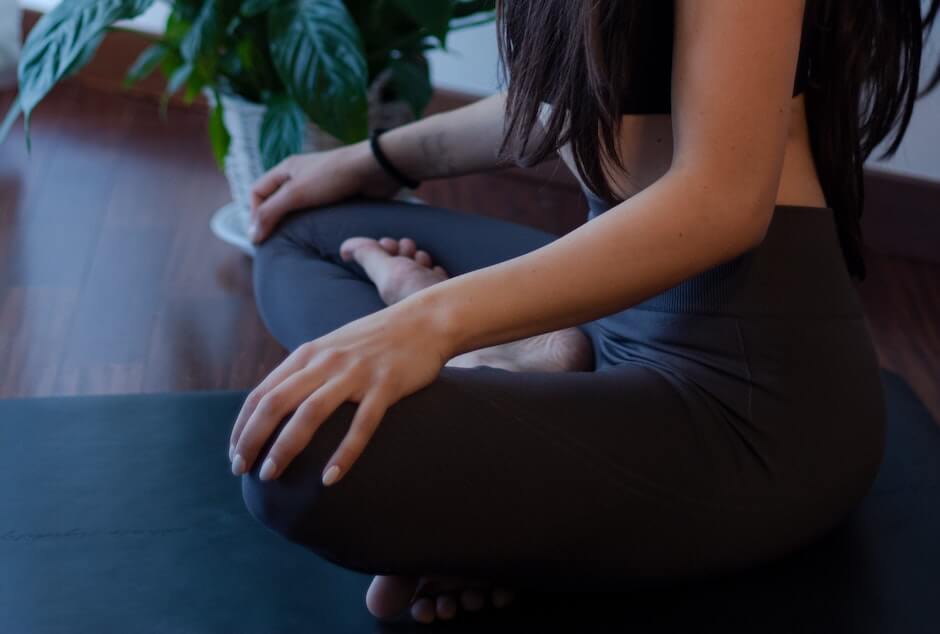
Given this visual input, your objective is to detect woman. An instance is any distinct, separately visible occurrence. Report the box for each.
[229,0,939,625]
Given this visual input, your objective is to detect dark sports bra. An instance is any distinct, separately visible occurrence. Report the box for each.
[619,1,810,114]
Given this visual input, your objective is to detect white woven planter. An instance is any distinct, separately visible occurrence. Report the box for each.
[0,0,21,90]
[208,73,423,255]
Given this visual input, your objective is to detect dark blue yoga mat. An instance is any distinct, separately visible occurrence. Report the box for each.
[0,371,936,633]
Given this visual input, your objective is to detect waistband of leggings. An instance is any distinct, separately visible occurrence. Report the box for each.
[584,191,865,317]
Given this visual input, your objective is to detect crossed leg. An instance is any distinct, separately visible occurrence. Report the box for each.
[337,234,592,622]
[251,197,596,623]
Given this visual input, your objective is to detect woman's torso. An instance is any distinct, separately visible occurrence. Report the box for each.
[548,93,828,210]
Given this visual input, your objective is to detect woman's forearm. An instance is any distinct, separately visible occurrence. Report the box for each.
[395,167,773,359]
[345,90,536,184]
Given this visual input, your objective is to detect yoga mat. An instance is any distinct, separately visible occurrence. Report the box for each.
[0,371,936,633]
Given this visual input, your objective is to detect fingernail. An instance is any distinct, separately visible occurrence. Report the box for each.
[322,464,341,486]
[259,457,278,481]
[231,454,246,476]
[228,443,235,461]
[247,222,258,242]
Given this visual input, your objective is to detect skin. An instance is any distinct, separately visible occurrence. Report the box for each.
[230,0,826,624]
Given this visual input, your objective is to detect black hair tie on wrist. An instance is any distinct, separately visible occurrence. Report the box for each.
[369,127,421,190]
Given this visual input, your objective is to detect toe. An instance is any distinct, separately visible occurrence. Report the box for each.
[411,597,436,624]
[414,249,433,268]
[398,237,417,258]
[378,237,399,254]
[436,594,458,620]
[492,587,515,608]
[460,588,486,612]
[365,575,419,619]
[432,265,447,276]
[339,236,377,262]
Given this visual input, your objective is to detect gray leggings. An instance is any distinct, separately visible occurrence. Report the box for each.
[241,194,886,591]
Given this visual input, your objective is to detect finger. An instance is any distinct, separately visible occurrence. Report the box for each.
[432,265,448,276]
[250,162,291,218]
[232,364,327,475]
[251,183,303,243]
[321,388,390,486]
[378,237,399,254]
[257,376,352,481]
[230,345,314,452]
[414,249,432,267]
[398,237,417,258]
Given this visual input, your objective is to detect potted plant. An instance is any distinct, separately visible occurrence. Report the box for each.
[0,0,495,252]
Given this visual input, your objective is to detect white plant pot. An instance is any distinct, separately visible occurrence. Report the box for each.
[0,0,21,90]
[208,76,424,256]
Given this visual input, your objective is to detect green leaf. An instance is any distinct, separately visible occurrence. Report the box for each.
[241,0,275,18]
[17,0,156,140]
[452,0,495,19]
[391,0,455,45]
[182,71,205,103]
[259,95,306,170]
[163,8,192,44]
[208,98,231,170]
[124,43,169,87]
[180,0,219,63]
[166,62,193,95]
[268,0,368,144]
[389,57,431,119]
[0,95,23,146]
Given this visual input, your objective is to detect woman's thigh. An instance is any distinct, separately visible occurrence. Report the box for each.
[241,360,822,592]
[253,195,564,351]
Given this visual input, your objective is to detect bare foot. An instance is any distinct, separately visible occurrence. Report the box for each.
[366,574,515,624]
[340,234,590,622]
[340,236,594,373]
[448,326,593,372]
[339,236,447,305]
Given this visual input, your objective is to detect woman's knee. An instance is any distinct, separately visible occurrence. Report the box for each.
[240,458,359,562]
[255,207,327,261]
[256,196,377,259]
[238,407,385,570]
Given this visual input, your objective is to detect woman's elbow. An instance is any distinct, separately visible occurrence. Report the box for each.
[737,199,775,250]
[671,163,778,256]
[700,187,776,260]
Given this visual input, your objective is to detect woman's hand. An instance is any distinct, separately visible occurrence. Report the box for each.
[248,142,400,244]
[228,302,453,486]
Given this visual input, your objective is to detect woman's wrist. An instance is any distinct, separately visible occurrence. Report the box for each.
[391,283,465,363]
[341,140,401,196]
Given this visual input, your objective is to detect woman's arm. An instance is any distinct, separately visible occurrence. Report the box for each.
[399,0,807,357]
[345,89,527,184]
[249,90,548,241]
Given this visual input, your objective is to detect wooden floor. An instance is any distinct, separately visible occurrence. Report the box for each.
[1,83,937,425]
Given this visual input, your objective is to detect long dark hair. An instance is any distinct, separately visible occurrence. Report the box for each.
[495,0,940,279]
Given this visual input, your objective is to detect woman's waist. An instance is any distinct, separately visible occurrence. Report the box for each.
[585,192,864,317]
